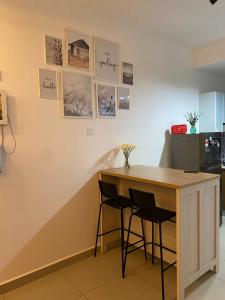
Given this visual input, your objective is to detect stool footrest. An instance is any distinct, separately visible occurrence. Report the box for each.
[97,227,120,237]
[145,241,176,254]
[163,261,177,272]
[124,229,143,239]
[126,244,146,255]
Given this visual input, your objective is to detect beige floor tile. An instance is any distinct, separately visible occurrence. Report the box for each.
[219,228,225,263]
[60,255,121,294]
[216,260,225,281]
[185,272,225,300]
[105,247,149,272]
[134,261,177,299]
[85,273,173,300]
[2,271,82,300]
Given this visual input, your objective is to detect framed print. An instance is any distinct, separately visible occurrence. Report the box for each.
[0,90,7,125]
[95,37,120,83]
[45,35,63,66]
[96,83,116,118]
[39,68,58,99]
[122,62,133,85]
[117,86,130,110]
[62,71,93,118]
[65,29,92,72]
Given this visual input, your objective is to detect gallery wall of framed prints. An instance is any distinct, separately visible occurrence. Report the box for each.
[39,28,134,119]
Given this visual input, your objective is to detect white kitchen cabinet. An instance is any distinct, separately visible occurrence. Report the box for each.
[199,92,224,132]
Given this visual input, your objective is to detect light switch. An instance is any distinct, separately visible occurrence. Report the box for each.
[86,128,96,135]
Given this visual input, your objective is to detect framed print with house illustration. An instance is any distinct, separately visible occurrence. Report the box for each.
[39,68,58,99]
[95,37,120,83]
[96,83,116,118]
[0,90,7,125]
[45,35,63,66]
[122,62,133,85]
[65,29,92,72]
[62,71,94,118]
[117,86,130,110]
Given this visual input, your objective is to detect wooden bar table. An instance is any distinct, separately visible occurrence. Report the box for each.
[99,165,220,300]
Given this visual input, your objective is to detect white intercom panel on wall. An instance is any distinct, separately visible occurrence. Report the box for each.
[0,90,8,125]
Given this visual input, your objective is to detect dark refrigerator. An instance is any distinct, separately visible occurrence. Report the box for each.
[171,132,222,173]
[171,132,222,223]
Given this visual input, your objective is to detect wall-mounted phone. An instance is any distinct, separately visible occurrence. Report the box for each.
[0,90,8,125]
[0,90,16,166]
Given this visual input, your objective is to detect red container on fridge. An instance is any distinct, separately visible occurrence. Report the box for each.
[171,124,187,134]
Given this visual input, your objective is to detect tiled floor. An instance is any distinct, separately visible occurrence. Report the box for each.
[2,219,225,300]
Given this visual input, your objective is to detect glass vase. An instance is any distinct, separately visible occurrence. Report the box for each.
[190,125,197,134]
[124,156,130,168]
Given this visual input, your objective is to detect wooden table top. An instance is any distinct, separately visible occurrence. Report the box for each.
[100,165,220,189]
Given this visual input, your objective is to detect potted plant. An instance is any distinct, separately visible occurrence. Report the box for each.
[185,111,201,134]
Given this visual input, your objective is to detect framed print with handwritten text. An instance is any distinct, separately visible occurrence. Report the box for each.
[95,37,120,83]
[39,68,58,99]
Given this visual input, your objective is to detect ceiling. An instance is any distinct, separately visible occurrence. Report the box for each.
[3,0,225,47]
[79,0,225,47]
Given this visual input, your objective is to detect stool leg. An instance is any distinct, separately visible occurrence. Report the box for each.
[94,202,103,257]
[152,221,155,264]
[141,218,147,260]
[123,213,133,278]
[120,208,125,277]
[159,222,165,300]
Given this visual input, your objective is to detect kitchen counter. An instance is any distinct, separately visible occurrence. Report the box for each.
[99,165,220,300]
[101,165,220,189]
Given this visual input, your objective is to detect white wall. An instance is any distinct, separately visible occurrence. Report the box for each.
[1,1,225,284]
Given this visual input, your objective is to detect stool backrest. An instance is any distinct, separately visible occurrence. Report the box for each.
[98,180,118,199]
[129,188,156,212]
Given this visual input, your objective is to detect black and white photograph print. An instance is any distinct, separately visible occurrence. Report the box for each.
[0,90,7,125]
[39,69,58,99]
[66,29,92,71]
[117,86,130,110]
[95,37,120,83]
[62,71,93,118]
[122,62,133,85]
[45,35,63,66]
[96,84,116,118]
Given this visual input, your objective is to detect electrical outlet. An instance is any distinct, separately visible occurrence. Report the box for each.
[86,128,96,135]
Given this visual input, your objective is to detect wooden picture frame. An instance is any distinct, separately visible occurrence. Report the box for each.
[65,29,93,72]
[94,37,120,83]
[61,71,94,118]
[44,34,63,66]
[39,68,59,99]
[96,82,116,118]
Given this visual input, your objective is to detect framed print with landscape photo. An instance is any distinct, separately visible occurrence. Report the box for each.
[39,68,59,99]
[0,90,7,125]
[95,37,120,83]
[65,29,92,72]
[117,86,130,110]
[45,35,63,66]
[122,62,133,85]
[62,71,94,118]
[96,83,116,118]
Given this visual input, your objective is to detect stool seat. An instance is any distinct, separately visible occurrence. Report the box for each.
[134,207,176,224]
[104,196,132,209]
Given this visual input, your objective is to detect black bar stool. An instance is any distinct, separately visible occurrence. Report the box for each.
[94,181,147,277]
[123,188,176,300]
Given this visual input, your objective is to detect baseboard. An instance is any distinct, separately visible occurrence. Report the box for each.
[0,239,121,295]
[0,246,97,294]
